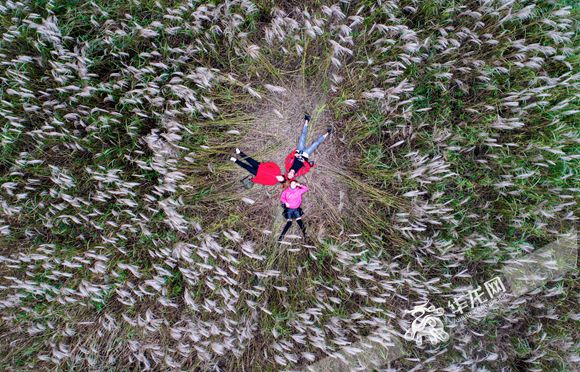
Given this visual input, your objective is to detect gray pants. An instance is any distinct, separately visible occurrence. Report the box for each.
[297,124,327,157]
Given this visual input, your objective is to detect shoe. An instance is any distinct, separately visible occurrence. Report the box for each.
[230,157,237,162]
[304,113,311,121]
[326,127,334,135]
[235,148,241,154]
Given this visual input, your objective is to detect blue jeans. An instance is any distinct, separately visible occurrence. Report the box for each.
[297,124,327,157]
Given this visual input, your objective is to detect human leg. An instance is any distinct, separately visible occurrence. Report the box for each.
[234,159,258,176]
[297,122,309,152]
[278,220,293,241]
[302,133,328,157]
[238,150,260,168]
[296,218,307,238]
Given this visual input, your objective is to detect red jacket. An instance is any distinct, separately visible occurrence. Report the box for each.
[251,162,282,185]
[285,148,314,179]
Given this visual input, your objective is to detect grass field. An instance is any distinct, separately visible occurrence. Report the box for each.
[0,0,578,370]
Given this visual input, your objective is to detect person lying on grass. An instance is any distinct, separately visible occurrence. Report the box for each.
[230,148,285,185]
[278,180,308,241]
[285,113,333,180]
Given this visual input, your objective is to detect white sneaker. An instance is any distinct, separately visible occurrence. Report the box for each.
[230,157,237,162]
[235,148,241,154]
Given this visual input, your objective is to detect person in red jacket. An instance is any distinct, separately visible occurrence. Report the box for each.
[230,148,285,186]
[285,113,333,180]
[278,180,308,241]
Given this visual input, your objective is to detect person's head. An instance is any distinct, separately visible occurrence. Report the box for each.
[276,175,285,183]
[290,180,298,189]
[287,169,295,179]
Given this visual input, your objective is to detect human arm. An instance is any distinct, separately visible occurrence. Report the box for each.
[280,189,290,207]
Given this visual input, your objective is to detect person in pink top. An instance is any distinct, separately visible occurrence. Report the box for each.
[278,180,308,241]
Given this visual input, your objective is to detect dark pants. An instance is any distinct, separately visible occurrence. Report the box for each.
[235,151,260,176]
[279,212,307,240]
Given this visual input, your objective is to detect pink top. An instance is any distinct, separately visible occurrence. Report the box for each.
[280,185,308,209]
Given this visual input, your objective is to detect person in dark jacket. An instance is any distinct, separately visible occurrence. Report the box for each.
[230,148,285,186]
[285,113,333,180]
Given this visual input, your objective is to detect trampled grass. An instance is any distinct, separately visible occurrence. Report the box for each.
[0,0,578,370]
